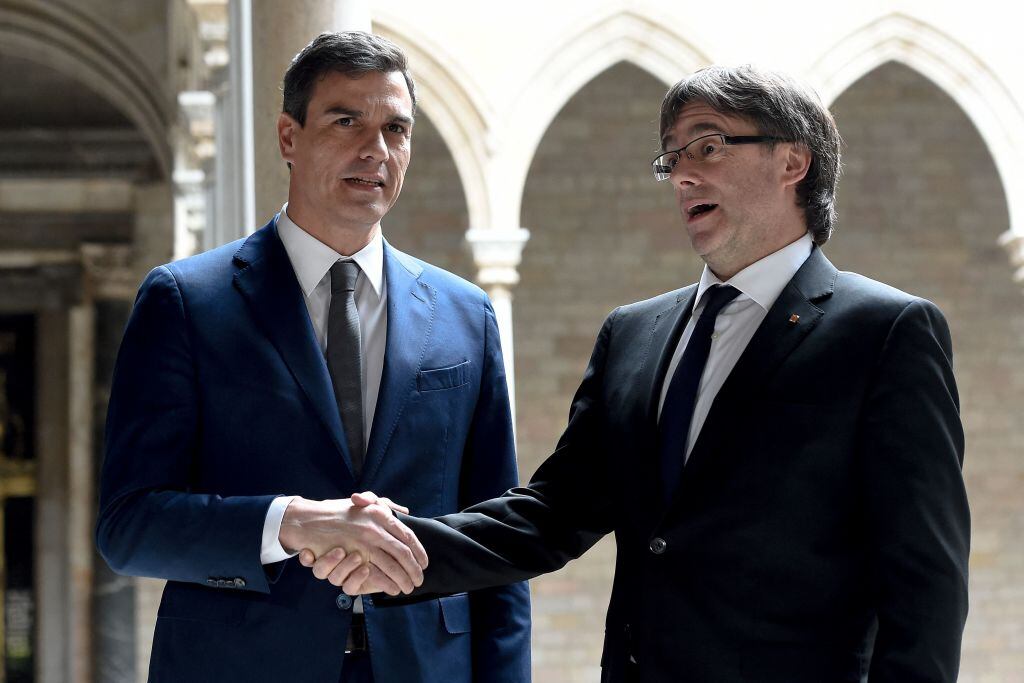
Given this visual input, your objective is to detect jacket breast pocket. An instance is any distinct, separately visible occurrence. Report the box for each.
[417,360,471,392]
[157,580,250,625]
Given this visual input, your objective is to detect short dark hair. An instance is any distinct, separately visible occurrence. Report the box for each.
[659,65,842,245]
[282,31,417,126]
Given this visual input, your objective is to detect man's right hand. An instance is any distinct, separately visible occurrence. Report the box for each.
[278,496,428,594]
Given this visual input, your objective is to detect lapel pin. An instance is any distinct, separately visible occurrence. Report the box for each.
[788,314,800,326]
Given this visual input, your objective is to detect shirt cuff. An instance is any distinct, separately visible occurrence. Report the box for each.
[260,495,299,565]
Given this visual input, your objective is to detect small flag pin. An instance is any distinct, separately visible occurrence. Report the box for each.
[788,314,800,325]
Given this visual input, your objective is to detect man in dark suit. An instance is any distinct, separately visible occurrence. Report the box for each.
[313,65,971,682]
[96,32,530,683]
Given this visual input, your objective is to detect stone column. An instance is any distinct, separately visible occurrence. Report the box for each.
[79,245,144,683]
[35,307,70,683]
[465,228,530,427]
[336,1,371,31]
[132,183,174,276]
[67,300,94,683]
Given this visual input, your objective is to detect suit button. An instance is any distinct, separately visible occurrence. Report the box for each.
[216,579,228,587]
[335,593,353,610]
[233,578,246,588]
[649,537,667,555]
[206,578,216,586]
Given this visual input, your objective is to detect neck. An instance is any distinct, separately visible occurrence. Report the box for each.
[285,202,378,256]
[707,223,808,281]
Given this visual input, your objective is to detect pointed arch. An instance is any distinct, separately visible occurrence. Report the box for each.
[0,0,172,177]
[810,13,1024,264]
[372,16,492,231]
[502,10,710,229]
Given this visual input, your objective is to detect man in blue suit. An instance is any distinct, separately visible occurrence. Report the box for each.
[96,32,531,682]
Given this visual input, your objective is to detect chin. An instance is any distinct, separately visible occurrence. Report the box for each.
[688,231,724,259]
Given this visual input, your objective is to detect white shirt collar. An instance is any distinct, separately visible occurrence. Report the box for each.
[275,203,384,299]
[695,232,814,312]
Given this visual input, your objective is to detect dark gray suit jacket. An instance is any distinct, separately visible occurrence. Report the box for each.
[392,247,970,683]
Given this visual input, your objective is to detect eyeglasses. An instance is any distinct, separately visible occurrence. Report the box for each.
[651,134,786,181]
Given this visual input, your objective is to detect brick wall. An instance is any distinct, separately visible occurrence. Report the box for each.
[829,61,1023,682]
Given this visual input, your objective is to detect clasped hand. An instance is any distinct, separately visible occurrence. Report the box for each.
[281,492,424,595]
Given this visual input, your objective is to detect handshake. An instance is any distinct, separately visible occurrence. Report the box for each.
[279,491,428,596]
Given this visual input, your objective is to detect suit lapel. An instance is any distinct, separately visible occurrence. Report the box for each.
[232,220,354,477]
[679,247,837,486]
[622,287,696,509]
[361,244,435,484]
[642,286,698,430]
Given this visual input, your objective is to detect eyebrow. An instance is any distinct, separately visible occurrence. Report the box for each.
[662,121,726,150]
[323,106,415,127]
[324,106,363,118]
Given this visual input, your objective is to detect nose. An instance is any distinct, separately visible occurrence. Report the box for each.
[670,157,701,187]
[358,129,389,162]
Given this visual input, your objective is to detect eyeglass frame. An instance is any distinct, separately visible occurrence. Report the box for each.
[651,133,787,181]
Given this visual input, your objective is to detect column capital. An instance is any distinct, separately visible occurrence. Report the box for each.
[80,243,138,300]
[998,229,1024,286]
[465,227,531,287]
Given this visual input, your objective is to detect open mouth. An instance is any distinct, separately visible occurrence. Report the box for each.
[687,203,718,220]
[345,177,385,188]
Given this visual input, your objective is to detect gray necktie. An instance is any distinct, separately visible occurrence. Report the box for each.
[327,260,364,476]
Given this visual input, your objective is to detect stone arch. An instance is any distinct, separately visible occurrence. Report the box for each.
[0,0,172,177]
[372,15,491,231]
[809,12,1024,272]
[505,9,710,228]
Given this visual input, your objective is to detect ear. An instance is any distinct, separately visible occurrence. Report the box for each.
[278,112,301,166]
[780,142,812,188]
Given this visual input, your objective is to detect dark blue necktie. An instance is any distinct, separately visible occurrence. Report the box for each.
[658,285,740,502]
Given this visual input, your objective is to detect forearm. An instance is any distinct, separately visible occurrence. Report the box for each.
[96,487,278,592]
[399,488,604,598]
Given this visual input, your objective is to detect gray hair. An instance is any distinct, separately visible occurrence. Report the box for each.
[282,31,416,126]
[659,65,842,245]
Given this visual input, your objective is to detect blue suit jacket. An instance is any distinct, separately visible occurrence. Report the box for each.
[96,219,531,682]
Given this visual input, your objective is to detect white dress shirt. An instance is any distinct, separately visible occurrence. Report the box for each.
[260,204,388,566]
[657,233,813,460]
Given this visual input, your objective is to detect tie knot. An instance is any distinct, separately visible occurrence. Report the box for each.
[699,285,740,320]
[330,260,360,294]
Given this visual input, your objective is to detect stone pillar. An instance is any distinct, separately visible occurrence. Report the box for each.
[132,182,174,275]
[35,308,70,683]
[81,246,142,683]
[465,228,530,426]
[336,1,371,31]
[67,301,95,683]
